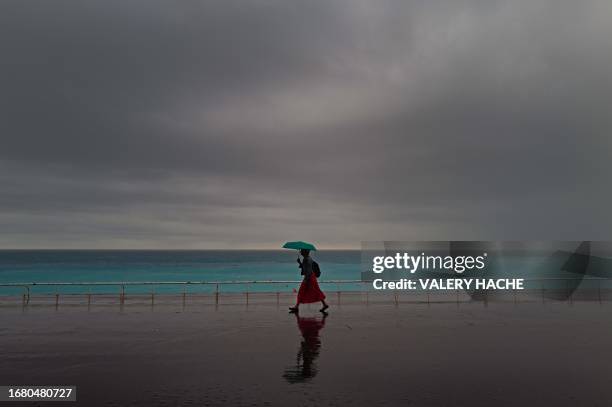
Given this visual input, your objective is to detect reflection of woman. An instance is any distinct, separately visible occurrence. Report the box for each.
[283,313,327,383]
[289,249,329,313]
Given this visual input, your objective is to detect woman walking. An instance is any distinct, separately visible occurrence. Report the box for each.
[289,249,329,313]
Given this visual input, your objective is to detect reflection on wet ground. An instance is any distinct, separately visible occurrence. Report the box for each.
[283,313,327,383]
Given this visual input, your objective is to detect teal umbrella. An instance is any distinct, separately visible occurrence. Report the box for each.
[282,241,317,251]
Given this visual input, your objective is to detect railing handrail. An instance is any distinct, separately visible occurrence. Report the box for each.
[0,276,610,288]
[0,279,364,287]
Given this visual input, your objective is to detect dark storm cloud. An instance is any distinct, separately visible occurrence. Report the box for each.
[1,0,611,248]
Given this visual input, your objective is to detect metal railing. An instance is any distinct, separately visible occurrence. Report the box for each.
[0,279,363,292]
[0,279,366,306]
[1,277,611,306]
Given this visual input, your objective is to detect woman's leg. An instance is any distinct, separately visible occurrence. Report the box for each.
[320,300,329,312]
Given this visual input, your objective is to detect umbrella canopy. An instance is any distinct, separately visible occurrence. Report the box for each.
[283,241,317,251]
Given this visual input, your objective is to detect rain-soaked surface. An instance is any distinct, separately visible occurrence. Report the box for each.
[2,294,612,406]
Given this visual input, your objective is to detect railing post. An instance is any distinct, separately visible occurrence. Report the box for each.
[598,279,602,305]
[215,283,219,306]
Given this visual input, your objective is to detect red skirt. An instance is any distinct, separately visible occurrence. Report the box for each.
[297,273,326,304]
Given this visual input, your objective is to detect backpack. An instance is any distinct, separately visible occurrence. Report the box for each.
[313,261,321,278]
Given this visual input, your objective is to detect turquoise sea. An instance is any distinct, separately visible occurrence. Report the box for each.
[0,250,362,295]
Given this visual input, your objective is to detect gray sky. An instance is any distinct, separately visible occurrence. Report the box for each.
[1,0,611,249]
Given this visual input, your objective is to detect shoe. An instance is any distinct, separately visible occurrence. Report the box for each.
[319,305,329,313]
[288,307,299,313]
